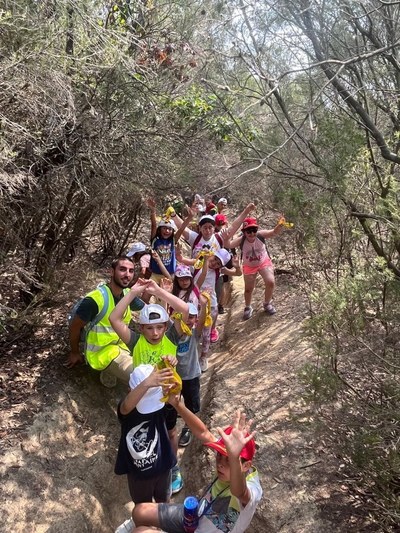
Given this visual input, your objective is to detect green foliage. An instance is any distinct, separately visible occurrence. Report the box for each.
[168,86,259,146]
[298,362,342,403]
[313,116,365,187]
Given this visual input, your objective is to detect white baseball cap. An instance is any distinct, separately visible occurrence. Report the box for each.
[128,364,164,414]
[157,219,175,230]
[217,197,228,205]
[139,304,169,325]
[199,215,216,226]
[127,242,146,257]
[188,303,198,316]
[214,248,231,266]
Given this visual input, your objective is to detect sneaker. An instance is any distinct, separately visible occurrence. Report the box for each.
[115,518,135,533]
[210,328,219,343]
[243,306,253,320]
[218,304,225,314]
[171,465,183,494]
[264,302,276,315]
[199,356,208,372]
[99,371,117,388]
[179,426,192,447]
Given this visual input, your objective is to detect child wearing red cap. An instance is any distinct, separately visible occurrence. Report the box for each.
[226,210,284,320]
[131,403,262,533]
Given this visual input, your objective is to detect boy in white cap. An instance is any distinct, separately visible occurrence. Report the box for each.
[175,296,208,447]
[110,279,190,495]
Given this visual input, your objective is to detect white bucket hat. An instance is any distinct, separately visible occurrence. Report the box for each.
[128,364,164,414]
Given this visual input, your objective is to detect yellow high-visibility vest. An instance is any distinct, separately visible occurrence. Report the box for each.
[85,286,131,370]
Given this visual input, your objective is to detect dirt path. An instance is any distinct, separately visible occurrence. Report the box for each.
[1,270,377,532]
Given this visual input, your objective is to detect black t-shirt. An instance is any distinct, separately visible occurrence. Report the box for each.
[76,287,144,323]
[115,403,176,478]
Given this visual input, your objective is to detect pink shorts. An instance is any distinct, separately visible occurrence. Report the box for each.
[243,257,273,276]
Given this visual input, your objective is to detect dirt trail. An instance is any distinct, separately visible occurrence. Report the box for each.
[1,272,373,532]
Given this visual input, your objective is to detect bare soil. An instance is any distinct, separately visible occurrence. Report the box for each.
[1,266,380,533]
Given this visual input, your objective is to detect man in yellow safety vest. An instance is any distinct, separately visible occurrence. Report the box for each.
[66,256,144,387]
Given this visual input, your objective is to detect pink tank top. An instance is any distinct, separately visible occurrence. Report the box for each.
[241,235,268,267]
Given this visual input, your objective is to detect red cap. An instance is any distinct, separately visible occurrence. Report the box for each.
[204,426,256,461]
[215,214,228,226]
[242,217,258,230]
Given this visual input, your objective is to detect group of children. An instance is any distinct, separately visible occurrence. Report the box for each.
[67,196,290,533]
[101,196,288,532]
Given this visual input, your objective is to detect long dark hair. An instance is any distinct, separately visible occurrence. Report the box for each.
[172,276,194,302]
[155,225,175,241]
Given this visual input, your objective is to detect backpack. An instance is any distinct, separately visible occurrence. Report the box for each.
[192,232,223,252]
[239,234,270,259]
[67,284,110,346]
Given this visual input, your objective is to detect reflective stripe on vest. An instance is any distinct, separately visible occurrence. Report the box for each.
[132,334,177,368]
[85,286,131,370]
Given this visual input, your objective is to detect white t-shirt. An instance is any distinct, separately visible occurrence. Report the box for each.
[187,230,223,259]
[193,268,218,308]
[196,468,262,533]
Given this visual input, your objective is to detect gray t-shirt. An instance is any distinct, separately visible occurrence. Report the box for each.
[176,329,201,380]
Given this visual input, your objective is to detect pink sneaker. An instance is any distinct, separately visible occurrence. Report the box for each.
[210,328,219,343]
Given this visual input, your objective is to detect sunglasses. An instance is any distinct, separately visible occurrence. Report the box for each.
[244,228,257,234]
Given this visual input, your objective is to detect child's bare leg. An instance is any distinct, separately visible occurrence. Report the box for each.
[133,503,160,528]
[244,273,257,307]
[259,267,275,303]
[168,426,178,456]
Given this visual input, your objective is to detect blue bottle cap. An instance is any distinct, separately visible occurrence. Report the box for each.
[184,496,198,510]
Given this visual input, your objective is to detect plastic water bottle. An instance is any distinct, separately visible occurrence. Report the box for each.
[183,496,199,532]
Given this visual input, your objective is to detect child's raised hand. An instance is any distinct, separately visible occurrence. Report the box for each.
[163,354,177,367]
[143,278,159,294]
[219,227,230,244]
[217,410,255,459]
[232,256,241,268]
[134,278,150,292]
[145,366,173,388]
[186,206,196,219]
[245,203,256,214]
[146,198,156,211]
[165,389,180,407]
[160,277,173,292]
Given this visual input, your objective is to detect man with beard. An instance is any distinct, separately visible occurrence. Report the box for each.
[66,256,145,387]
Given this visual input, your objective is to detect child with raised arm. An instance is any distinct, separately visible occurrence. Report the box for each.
[132,405,262,533]
[115,364,176,507]
[110,278,189,496]
[147,198,177,283]
[226,215,285,320]
[194,251,242,371]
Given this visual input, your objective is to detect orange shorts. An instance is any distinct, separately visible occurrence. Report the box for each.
[243,257,273,276]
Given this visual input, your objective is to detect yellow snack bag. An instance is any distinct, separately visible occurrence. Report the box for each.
[171,312,192,336]
[193,250,213,269]
[201,290,213,327]
[278,216,294,229]
[157,359,182,402]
